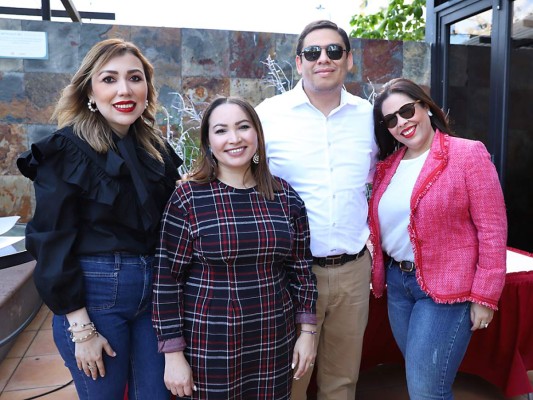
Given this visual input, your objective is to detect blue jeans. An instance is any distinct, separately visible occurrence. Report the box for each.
[386,260,473,400]
[53,253,169,400]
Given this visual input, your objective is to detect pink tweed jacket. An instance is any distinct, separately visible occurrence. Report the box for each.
[368,130,507,309]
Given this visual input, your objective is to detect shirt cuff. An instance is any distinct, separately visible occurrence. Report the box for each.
[157,336,186,353]
[296,312,317,325]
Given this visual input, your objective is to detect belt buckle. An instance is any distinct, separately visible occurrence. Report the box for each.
[398,261,415,272]
[326,255,343,267]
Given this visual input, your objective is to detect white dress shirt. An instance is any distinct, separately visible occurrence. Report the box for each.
[256,80,378,257]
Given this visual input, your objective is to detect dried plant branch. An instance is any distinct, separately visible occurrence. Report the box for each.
[162,57,296,175]
[364,77,377,104]
[261,55,294,93]
[161,92,206,176]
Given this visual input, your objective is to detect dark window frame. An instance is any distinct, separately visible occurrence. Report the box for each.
[426,0,512,185]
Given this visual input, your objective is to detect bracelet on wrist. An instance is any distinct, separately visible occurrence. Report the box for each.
[300,329,317,335]
[67,321,95,333]
[69,326,94,334]
[71,328,99,343]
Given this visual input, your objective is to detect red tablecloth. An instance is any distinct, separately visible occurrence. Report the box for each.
[361,270,533,397]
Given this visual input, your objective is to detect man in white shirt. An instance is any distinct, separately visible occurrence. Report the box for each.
[256,20,377,400]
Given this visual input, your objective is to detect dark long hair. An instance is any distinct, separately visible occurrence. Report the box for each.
[189,96,281,200]
[373,78,453,161]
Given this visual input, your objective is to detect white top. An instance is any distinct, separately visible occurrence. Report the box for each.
[378,150,429,262]
[256,80,378,257]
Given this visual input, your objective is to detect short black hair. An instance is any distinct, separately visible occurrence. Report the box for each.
[296,20,351,56]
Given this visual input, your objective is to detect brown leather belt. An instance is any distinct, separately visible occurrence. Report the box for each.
[313,247,366,268]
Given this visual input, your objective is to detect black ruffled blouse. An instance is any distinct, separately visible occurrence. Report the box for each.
[17,126,182,315]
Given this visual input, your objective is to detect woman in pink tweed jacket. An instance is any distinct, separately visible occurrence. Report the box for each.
[368,78,507,400]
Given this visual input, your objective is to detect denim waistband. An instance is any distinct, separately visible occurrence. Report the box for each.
[78,252,153,264]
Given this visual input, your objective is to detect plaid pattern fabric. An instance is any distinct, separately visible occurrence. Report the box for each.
[153,178,316,399]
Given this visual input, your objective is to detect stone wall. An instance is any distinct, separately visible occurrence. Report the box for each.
[0,18,431,222]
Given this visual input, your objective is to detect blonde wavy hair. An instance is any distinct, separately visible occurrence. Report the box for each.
[52,38,166,162]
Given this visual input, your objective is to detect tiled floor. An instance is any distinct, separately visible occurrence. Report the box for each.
[0,304,531,399]
[0,304,76,399]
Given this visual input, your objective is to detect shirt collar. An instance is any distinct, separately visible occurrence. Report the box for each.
[290,79,369,110]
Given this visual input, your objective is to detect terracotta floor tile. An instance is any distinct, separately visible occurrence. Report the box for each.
[0,358,21,393]
[25,329,57,357]
[42,311,53,330]
[5,331,36,359]
[24,304,49,332]
[0,382,77,400]
[3,354,71,391]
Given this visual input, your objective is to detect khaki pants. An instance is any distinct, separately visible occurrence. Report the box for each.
[291,251,371,400]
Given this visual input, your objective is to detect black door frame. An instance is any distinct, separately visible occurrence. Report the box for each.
[426,0,512,186]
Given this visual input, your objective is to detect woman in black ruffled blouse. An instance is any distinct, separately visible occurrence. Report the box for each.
[17,38,181,399]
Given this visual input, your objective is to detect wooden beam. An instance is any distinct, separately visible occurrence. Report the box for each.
[59,0,81,22]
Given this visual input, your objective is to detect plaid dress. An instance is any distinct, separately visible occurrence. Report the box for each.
[153,178,316,399]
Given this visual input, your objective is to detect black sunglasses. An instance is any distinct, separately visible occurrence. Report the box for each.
[381,100,421,129]
[299,44,348,62]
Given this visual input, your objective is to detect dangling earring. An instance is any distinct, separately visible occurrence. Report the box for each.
[427,109,433,117]
[87,100,98,113]
[145,100,149,109]
[252,153,259,164]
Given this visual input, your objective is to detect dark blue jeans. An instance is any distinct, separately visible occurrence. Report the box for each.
[386,260,473,400]
[53,253,169,399]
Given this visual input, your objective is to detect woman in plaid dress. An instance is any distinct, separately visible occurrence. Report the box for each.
[152,97,318,399]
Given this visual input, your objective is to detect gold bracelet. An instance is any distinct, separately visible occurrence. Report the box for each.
[67,321,95,333]
[71,328,99,343]
[300,330,318,335]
